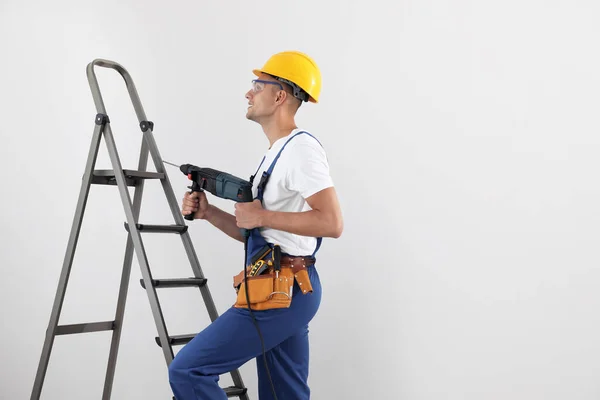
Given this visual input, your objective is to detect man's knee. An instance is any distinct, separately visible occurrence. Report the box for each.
[168,351,212,383]
[168,355,189,383]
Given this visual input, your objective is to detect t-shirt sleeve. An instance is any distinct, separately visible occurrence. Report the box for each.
[286,139,334,199]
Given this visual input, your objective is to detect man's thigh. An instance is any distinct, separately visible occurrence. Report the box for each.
[171,303,312,374]
[257,324,311,399]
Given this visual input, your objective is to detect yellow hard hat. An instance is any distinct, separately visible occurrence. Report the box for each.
[253,50,321,103]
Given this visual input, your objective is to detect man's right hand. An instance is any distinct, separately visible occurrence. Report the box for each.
[182,191,210,220]
[181,190,244,242]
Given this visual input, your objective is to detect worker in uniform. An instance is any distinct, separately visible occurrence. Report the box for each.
[169,50,344,399]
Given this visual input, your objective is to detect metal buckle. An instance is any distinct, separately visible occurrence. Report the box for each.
[267,291,292,300]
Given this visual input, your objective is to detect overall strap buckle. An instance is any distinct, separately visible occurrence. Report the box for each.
[257,171,270,196]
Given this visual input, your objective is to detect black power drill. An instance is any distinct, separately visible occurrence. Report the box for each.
[165,161,254,237]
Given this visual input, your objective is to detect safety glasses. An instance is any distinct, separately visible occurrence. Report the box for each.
[251,79,284,93]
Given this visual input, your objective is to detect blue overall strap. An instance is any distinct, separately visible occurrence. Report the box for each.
[249,155,266,191]
[256,131,320,198]
[313,237,322,256]
[255,131,325,256]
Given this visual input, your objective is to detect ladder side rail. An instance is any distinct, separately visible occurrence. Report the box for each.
[102,138,152,399]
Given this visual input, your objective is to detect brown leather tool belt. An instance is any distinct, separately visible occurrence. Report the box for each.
[232,254,315,310]
[233,255,315,290]
[281,255,316,271]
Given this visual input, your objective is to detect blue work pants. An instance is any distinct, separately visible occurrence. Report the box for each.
[168,265,322,399]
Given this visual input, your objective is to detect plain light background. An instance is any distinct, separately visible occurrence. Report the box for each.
[2,0,600,399]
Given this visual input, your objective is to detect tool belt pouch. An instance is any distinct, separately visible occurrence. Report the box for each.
[294,268,313,294]
[233,267,294,311]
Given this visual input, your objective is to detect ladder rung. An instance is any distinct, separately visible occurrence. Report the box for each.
[91,169,164,186]
[224,387,248,397]
[124,223,188,234]
[172,387,246,400]
[155,334,196,347]
[140,278,207,289]
[56,321,115,335]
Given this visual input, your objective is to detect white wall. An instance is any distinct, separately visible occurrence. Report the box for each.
[2,0,600,399]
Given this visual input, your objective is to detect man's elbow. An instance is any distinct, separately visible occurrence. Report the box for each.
[332,224,343,238]
[329,215,344,238]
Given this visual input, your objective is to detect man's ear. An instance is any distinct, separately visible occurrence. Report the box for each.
[275,90,287,105]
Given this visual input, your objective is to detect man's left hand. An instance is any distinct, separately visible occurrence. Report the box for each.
[234,199,265,229]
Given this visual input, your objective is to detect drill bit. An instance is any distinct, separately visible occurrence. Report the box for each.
[163,160,180,168]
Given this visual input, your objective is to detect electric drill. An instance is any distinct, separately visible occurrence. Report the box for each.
[173,163,254,237]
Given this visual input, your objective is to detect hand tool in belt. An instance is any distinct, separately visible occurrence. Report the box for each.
[273,245,281,278]
[248,245,273,277]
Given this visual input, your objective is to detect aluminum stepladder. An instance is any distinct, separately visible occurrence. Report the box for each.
[30,59,249,400]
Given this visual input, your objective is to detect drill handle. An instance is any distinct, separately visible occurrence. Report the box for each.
[184,180,204,221]
[184,180,249,241]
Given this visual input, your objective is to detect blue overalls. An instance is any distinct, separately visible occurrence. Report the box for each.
[169,131,323,400]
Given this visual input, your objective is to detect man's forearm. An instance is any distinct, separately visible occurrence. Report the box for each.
[205,205,244,242]
[260,209,343,239]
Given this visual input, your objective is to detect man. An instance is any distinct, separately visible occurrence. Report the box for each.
[168,50,343,400]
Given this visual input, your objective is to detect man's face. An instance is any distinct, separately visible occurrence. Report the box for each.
[245,73,284,122]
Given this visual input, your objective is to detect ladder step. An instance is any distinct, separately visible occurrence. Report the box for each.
[56,321,115,335]
[140,278,207,289]
[91,169,164,186]
[155,334,196,347]
[124,222,188,234]
[224,387,248,397]
[172,387,246,400]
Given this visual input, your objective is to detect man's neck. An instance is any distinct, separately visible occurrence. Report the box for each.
[262,119,298,148]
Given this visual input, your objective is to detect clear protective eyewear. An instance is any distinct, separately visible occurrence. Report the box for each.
[251,79,284,93]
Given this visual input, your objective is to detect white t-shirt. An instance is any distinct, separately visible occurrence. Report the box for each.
[251,129,334,256]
